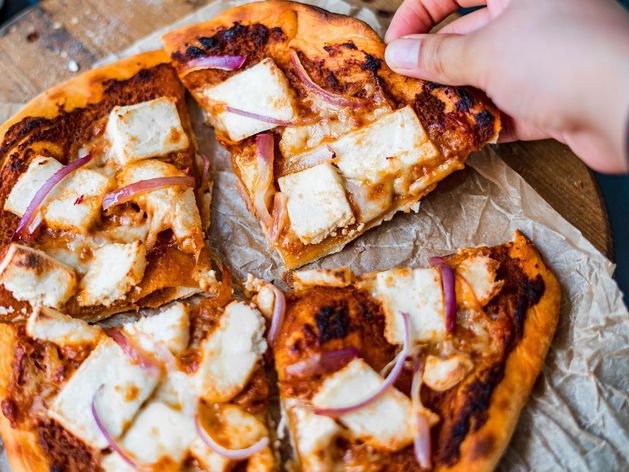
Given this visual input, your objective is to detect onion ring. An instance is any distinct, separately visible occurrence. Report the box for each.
[102,176,195,211]
[194,415,269,460]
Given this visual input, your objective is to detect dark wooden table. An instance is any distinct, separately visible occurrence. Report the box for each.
[0,0,613,257]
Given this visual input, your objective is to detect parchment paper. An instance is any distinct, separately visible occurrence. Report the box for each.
[2,1,628,470]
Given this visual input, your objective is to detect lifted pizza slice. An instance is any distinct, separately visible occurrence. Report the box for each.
[162,1,501,269]
[246,231,560,471]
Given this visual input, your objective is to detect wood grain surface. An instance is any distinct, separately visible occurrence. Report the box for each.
[0,0,613,257]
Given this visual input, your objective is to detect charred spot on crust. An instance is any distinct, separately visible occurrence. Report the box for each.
[324,42,358,57]
[361,53,381,73]
[456,88,474,113]
[185,45,205,58]
[470,433,496,460]
[38,419,103,472]
[514,274,545,338]
[474,109,496,143]
[315,301,352,342]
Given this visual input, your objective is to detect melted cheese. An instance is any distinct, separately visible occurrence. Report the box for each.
[192,301,267,403]
[0,244,76,309]
[48,338,160,449]
[332,106,439,185]
[202,58,296,141]
[26,307,101,346]
[4,156,63,217]
[278,163,354,245]
[373,267,446,344]
[77,241,147,307]
[106,97,189,165]
[312,358,414,451]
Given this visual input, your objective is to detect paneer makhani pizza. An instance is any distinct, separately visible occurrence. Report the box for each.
[0,50,218,322]
[162,0,501,269]
[246,231,560,471]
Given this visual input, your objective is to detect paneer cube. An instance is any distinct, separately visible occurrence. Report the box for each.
[332,106,439,184]
[124,302,190,355]
[192,301,267,403]
[423,354,474,392]
[100,401,196,471]
[312,358,414,451]
[373,267,446,345]
[4,156,62,217]
[48,338,160,449]
[27,307,101,346]
[0,244,76,308]
[202,58,296,141]
[106,97,189,165]
[278,163,355,245]
[44,168,110,233]
[77,241,147,307]
[456,255,501,305]
[292,268,354,289]
[344,178,393,223]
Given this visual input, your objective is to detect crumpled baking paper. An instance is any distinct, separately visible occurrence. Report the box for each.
[1,0,627,470]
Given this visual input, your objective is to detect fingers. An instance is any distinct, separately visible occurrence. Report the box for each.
[438,8,491,35]
[385,33,485,87]
[385,0,487,43]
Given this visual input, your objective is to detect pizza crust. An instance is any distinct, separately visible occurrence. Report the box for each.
[439,231,561,471]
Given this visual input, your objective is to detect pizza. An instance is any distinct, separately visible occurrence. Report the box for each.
[246,231,560,471]
[0,51,218,322]
[161,0,501,269]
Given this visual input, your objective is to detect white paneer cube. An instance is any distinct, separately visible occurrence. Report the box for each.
[192,301,267,403]
[44,168,110,233]
[106,97,189,165]
[124,302,190,355]
[119,160,202,252]
[456,255,501,305]
[373,267,446,345]
[423,354,474,392]
[0,244,76,308]
[202,58,296,141]
[77,241,146,307]
[154,370,196,413]
[286,399,341,472]
[4,156,63,217]
[100,401,196,471]
[278,163,354,245]
[332,106,439,183]
[48,338,160,449]
[292,268,354,289]
[190,403,269,471]
[312,358,414,451]
[27,307,101,346]
[344,178,393,224]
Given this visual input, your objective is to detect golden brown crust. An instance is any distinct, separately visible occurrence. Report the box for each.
[439,231,561,472]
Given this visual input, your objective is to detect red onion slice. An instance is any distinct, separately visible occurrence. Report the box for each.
[280,145,335,176]
[315,312,410,417]
[199,154,211,188]
[411,364,432,469]
[267,193,287,244]
[266,283,286,346]
[194,415,269,460]
[91,385,141,470]
[14,153,94,240]
[105,328,161,376]
[224,106,302,127]
[253,134,275,228]
[285,348,359,378]
[429,256,457,334]
[290,50,369,109]
[102,176,195,211]
[184,55,246,72]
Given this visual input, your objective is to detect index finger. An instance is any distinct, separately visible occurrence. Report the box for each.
[384,0,487,43]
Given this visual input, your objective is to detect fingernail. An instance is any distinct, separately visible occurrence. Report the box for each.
[385,38,421,69]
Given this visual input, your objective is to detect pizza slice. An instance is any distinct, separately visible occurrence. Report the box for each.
[0,272,276,471]
[246,231,560,471]
[162,0,501,269]
[0,51,217,322]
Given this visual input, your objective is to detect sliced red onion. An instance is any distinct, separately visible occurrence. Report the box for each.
[429,256,457,334]
[285,348,359,378]
[199,154,211,188]
[224,106,302,127]
[91,385,140,469]
[267,193,287,244]
[253,134,275,228]
[102,176,195,211]
[411,364,432,469]
[290,50,369,109]
[105,328,161,376]
[266,283,286,346]
[13,153,94,240]
[280,145,335,176]
[195,415,269,460]
[315,312,410,417]
[184,55,246,72]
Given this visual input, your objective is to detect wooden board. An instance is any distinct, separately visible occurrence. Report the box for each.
[0,0,612,257]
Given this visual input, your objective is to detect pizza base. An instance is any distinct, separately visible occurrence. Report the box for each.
[439,231,561,471]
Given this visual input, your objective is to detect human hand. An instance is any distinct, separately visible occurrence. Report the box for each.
[384,0,629,173]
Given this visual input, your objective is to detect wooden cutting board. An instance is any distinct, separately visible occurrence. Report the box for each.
[0,0,613,258]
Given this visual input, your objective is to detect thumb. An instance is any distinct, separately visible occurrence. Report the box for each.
[385,33,484,87]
